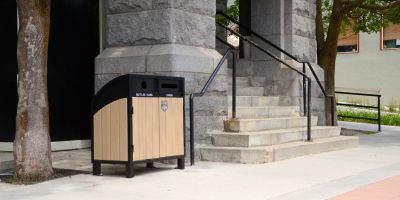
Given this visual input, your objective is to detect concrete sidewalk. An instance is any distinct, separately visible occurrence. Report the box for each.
[1,122,400,200]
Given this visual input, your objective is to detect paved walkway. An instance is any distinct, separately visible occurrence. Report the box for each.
[329,175,400,200]
[0,122,400,200]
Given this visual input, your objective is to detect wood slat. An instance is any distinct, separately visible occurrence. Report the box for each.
[159,98,167,157]
[93,111,102,160]
[101,105,111,160]
[176,98,184,155]
[159,98,184,157]
[110,100,120,161]
[151,98,160,158]
[132,98,143,160]
[119,99,128,161]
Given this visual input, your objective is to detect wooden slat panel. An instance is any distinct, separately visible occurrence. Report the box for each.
[143,99,152,160]
[151,98,160,158]
[93,111,102,160]
[132,98,143,160]
[110,101,120,161]
[119,99,128,161]
[176,98,185,155]
[160,98,184,157]
[132,97,160,161]
[101,105,111,160]
[159,98,167,157]
[168,99,177,155]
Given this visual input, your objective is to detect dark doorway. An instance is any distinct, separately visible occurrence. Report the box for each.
[0,0,99,142]
[0,0,18,142]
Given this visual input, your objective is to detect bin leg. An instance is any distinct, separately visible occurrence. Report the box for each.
[177,157,185,169]
[93,162,102,176]
[126,163,134,178]
[146,162,154,168]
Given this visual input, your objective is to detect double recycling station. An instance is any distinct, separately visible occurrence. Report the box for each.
[91,74,185,178]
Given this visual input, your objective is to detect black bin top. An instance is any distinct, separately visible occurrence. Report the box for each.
[92,74,185,114]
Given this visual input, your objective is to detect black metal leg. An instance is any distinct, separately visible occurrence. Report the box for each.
[177,157,185,169]
[126,163,134,178]
[146,162,154,168]
[93,162,102,176]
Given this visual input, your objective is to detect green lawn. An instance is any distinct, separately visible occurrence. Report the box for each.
[337,109,400,126]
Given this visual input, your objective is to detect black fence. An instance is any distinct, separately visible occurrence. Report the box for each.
[335,91,381,131]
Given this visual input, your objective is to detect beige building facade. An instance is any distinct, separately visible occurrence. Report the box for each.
[336,28,400,107]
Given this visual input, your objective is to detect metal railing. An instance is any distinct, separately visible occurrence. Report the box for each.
[189,36,238,166]
[216,12,335,126]
[215,19,313,140]
[189,11,340,165]
[335,91,382,131]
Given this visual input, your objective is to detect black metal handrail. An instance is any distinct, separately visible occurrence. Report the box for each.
[189,36,238,166]
[304,62,335,126]
[216,11,300,62]
[216,12,335,126]
[215,22,313,143]
[335,91,382,131]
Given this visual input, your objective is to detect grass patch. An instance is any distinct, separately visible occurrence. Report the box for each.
[337,109,400,126]
[0,168,89,185]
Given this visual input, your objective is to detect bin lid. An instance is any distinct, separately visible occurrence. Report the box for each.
[91,74,184,114]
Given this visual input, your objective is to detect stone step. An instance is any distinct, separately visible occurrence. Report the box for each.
[212,126,341,147]
[227,77,250,87]
[249,77,266,87]
[228,86,265,96]
[228,59,253,77]
[224,116,318,132]
[228,106,299,118]
[200,136,358,164]
[228,96,281,107]
[227,77,266,87]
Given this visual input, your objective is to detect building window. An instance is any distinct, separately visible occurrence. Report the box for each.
[381,24,400,49]
[337,30,359,53]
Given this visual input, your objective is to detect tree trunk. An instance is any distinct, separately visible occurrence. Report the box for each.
[14,0,53,178]
[317,0,344,126]
[315,0,325,66]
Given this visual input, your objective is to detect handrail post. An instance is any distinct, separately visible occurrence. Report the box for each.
[302,63,307,116]
[232,50,237,119]
[189,94,195,166]
[307,78,312,142]
[378,95,381,132]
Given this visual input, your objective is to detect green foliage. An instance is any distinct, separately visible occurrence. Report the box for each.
[216,0,239,26]
[322,0,400,34]
[337,109,400,126]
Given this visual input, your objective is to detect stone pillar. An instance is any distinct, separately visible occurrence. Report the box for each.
[284,0,326,125]
[250,0,326,125]
[95,0,227,161]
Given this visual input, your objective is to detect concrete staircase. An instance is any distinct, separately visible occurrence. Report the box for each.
[200,76,358,164]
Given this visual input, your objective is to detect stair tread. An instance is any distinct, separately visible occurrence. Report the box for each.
[202,136,357,150]
[213,126,340,136]
[237,86,264,89]
[230,116,315,122]
[229,106,298,109]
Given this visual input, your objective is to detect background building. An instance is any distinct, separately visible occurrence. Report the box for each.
[336,24,400,107]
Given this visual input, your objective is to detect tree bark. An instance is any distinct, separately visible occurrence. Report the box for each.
[315,0,325,66]
[14,0,53,178]
[317,0,345,126]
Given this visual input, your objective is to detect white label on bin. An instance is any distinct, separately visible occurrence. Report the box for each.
[166,94,174,97]
[136,93,153,97]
